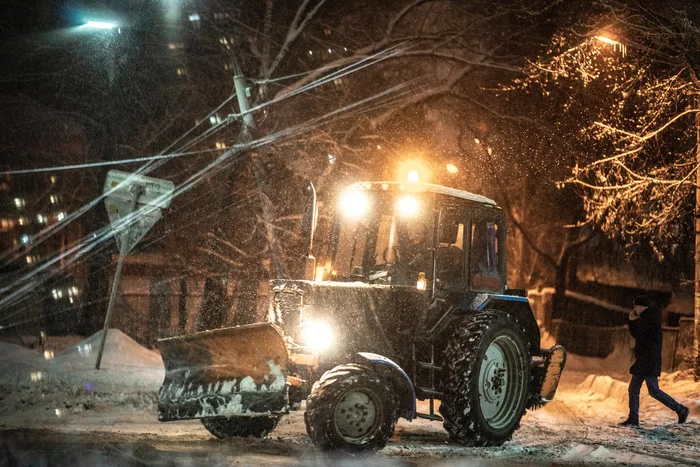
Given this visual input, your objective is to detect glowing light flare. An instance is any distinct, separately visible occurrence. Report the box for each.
[595,35,619,46]
[300,321,334,351]
[416,272,427,291]
[83,21,116,30]
[315,266,325,282]
[446,163,459,174]
[397,160,432,184]
[397,196,420,217]
[595,35,627,57]
[340,190,369,217]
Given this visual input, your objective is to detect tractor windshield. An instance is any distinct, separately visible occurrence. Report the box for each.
[332,189,433,286]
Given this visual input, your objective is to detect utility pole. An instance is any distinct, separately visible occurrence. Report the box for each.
[233,56,256,138]
[231,54,288,279]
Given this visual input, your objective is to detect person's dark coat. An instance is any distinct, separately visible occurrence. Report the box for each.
[628,304,663,377]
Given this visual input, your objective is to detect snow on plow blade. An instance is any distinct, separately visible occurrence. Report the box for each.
[156,323,288,421]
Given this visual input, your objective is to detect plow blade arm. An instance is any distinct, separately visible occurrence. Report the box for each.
[528,345,567,409]
[156,323,288,421]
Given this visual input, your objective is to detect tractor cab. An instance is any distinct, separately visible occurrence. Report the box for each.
[328,181,506,297]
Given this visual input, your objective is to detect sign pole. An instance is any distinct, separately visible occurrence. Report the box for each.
[95,187,142,370]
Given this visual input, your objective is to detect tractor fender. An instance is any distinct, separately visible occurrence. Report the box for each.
[355,352,416,421]
[476,294,541,355]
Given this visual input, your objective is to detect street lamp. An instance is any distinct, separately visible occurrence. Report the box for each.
[595,35,626,56]
[82,21,117,30]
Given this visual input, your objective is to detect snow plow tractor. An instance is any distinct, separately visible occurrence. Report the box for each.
[156,181,566,452]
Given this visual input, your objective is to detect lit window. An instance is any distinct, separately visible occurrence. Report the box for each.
[50,195,57,204]
[188,13,200,21]
[168,42,184,50]
[215,141,226,149]
[37,214,45,224]
[14,198,24,208]
[177,67,187,76]
[26,256,33,264]
[50,175,57,184]
[334,78,343,86]
[18,217,25,226]
[0,218,15,230]
[57,212,65,221]
[308,50,313,55]
[21,234,29,244]
[209,114,222,125]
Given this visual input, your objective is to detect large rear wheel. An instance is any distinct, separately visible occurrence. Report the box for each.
[305,364,397,452]
[201,416,278,439]
[439,310,530,446]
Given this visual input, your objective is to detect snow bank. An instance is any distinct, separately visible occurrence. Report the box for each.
[56,329,162,369]
[0,329,166,426]
[0,329,164,392]
[572,374,629,403]
[564,341,634,379]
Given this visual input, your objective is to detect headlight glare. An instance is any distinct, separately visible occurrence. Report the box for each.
[300,320,334,351]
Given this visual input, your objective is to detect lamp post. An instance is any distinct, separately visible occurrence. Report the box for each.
[79,18,123,336]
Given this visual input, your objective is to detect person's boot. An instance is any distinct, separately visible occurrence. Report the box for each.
[620,416,639,427]
[678,405,690,424]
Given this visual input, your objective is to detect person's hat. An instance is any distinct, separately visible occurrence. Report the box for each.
[633,295,652,308]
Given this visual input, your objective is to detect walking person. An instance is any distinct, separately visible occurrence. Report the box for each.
[621,296,690,426]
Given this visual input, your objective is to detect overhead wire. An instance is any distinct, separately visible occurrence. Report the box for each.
[0,47,419,326]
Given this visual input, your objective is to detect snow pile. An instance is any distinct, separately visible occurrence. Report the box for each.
[56,329,162,369]
[0,329,165,426]
[564,341,634,379]
[0,341,45,368]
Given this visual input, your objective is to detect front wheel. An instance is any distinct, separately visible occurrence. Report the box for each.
[439,310,531,446]
[305,364,397,452]
[201,416,278,439]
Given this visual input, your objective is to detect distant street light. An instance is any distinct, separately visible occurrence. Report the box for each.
[83,20,116,30]
[446,163,459,174]
[595,35,626,56]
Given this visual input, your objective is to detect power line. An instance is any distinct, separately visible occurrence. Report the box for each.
[0,148,225,176]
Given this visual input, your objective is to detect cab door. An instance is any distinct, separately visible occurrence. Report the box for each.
[468,210,506,294]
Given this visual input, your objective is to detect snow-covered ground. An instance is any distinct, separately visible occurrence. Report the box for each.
[1,329,699,465]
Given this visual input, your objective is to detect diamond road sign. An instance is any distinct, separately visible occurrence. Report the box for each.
[103,170,174,253]
[104,170,175,209]
[105,198,162,253]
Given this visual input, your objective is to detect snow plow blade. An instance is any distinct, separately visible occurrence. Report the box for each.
[156,323,288,421]
[528,345,567,409]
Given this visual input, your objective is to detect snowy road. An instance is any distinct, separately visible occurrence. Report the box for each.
[1,331,699,465]
[2,376,699,466]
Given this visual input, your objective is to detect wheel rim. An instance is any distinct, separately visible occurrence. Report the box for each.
[478,335,526,430]
[333,389,382,442]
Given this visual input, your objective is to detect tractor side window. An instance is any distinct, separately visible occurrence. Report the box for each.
[435,211,465,290]
[470,221,501,292]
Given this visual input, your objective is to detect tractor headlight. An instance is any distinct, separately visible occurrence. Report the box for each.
[299,320,334,351]
[340,190,368,217]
